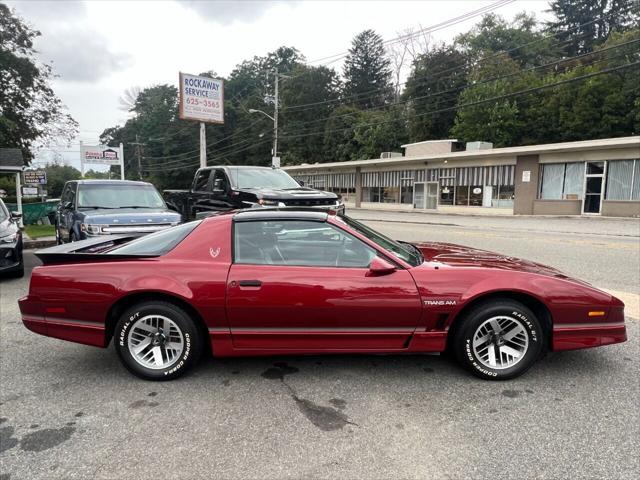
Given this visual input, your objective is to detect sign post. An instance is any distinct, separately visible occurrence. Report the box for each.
[179,72,224,169]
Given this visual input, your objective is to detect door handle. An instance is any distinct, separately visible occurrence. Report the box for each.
[238,280,262,287]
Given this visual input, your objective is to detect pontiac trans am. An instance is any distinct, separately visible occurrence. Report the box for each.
[19,210,626,381]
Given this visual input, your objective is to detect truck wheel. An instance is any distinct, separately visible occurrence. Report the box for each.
[453,299,544,380]
[114,301,203,381]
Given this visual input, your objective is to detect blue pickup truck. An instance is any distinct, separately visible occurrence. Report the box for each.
[54,180,181,244]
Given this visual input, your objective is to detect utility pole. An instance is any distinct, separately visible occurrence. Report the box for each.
[272,67,279,168]
[200,122,206,169]
[128,135,146,180]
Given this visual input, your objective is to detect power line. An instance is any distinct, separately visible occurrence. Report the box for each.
[282,14,617,112]
[140,25,614,165]
[278,61,640,141]
[142,61,639,171]
[279,39,640,135]
[306,0,515,66]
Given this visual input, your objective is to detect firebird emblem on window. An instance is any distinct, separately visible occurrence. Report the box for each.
[209,247,221,258]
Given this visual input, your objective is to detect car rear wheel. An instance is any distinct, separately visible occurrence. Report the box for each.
[114,301,203,381]
[453,299,544,380]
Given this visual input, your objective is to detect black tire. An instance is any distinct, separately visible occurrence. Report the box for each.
[453,299,544,381]
[114,301,203,381]
[11,259,24,278]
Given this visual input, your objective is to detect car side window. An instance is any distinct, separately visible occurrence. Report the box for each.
[234,220,376,268]
[212,170,229,193]
[193,170,211,192]
[61,184,74,205]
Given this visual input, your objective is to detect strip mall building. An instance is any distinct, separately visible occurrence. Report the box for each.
[284,136,640,217]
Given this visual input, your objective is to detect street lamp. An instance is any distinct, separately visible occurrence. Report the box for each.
[248,107,278,167]
[248,108,274,121]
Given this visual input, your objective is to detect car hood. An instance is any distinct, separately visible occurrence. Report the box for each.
[242,187,338,200]
[414,241,573,279]
[78,208,181,225]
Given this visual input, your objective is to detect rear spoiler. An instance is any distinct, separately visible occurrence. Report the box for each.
[35,234,157,265]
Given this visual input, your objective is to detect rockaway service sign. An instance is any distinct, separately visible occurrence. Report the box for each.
[179,72,224,124]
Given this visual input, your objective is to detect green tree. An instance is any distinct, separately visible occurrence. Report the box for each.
[323,106,363,161]
[0,4,77,163]
[280,64,341,164]
[42,163,82,197]
[403,45,468,142]
[353,106,408,160]
[342,30,393,109]
[547,0,639,55]
[451,54,536,146]
[456,13,561,68]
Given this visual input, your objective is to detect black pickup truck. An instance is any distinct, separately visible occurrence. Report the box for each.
[164,166,343,220]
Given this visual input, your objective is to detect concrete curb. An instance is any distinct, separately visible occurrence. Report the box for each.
[24,239,56,250]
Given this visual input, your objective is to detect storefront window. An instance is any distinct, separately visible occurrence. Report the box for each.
[400,185,413,204]
[469,186,483,206]
[382,187,399,203]
[539,163,584,200]
[607,159,640,200]
[440,185,454,205]
[539,164,565,199]
[455,186,469,205]
[497,185,515,207]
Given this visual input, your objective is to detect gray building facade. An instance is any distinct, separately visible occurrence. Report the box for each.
[284,136,640,217]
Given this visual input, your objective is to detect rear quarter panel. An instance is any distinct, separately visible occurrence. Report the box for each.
[24,216,233,347]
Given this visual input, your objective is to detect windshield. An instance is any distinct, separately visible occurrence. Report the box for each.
[339,216,422,267]
[77,184,165,209]
[229,168,300,190]
[108,221,201,255]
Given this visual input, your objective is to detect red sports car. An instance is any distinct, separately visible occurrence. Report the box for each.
[19,210,626,381]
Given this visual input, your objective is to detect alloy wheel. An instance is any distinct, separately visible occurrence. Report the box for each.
[472,316,529,370]
[127,315,184,370]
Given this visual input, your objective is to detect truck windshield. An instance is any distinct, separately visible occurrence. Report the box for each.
[229,168,300,190]
[77,184,165,209]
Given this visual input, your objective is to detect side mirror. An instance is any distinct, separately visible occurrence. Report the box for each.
[298,180,305,187]
[10,211,22,221]
[63,201,73,210]
[366,256,396,277]
[212,178,224,193]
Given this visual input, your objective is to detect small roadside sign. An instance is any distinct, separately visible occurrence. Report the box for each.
[21,186,39,196]
[23,170,47,185]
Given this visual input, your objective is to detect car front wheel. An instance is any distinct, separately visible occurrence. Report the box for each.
[114,301,203,381]
[453,299,544,380]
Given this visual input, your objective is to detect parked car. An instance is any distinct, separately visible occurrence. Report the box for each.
[164,166,343,221]
[21,209,626,381]
[55,180,181,243]
[0,198,23,277]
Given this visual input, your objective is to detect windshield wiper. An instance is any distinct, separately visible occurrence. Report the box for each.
[78,205,115,209]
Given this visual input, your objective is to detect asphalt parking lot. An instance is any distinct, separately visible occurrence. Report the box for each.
[1,212,639,479]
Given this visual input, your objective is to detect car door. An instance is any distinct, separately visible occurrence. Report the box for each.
[226,218,422,351]
[210,169,234,211]
[190,169,213,219]
[57,182,76,241]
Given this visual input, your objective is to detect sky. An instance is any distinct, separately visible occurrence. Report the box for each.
[7,0,551,169]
